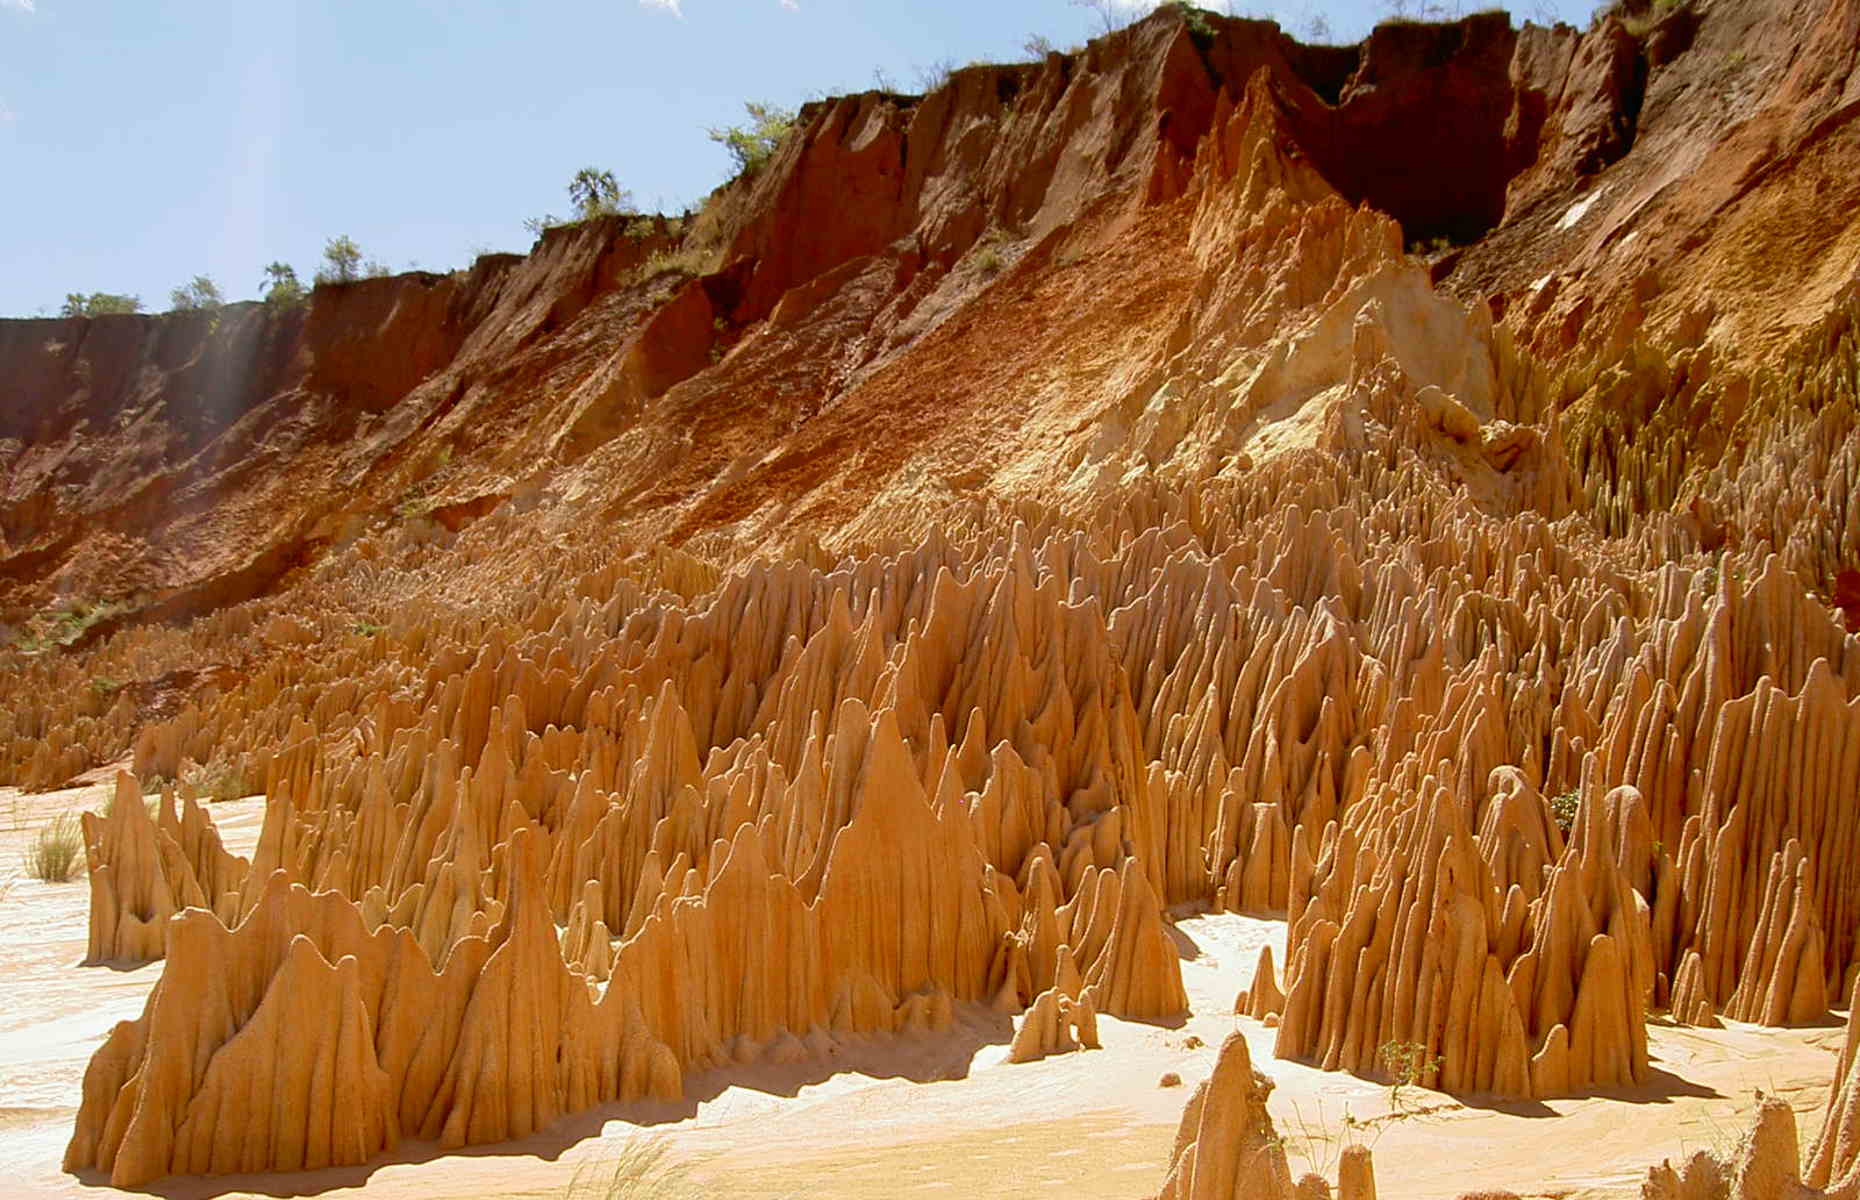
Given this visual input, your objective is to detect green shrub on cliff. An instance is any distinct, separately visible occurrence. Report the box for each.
[261,261,307,308]
[707,101,796,177]
[60,292,141,317]
[315,235,364,286]
[525,166,636,236]
[168,275,223,312]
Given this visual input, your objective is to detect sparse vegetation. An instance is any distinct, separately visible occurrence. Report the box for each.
[639,242,722,281]
[1072,0,1128,34]
[1381,0,1470,21]
[1549,789,1581,834]
[1378,1039,1443,1108]
[1282,1101,1383,1181]
[315,235,365,286]
[21,812,84,883]
[914,59,957,92]
[561,1139,703,1200]
[526,166,638,236]
[1174,1,1215,45]
[707,101,797,177]
[570,167,632,220]
[14,599,123,654]
[61,292,142,318]
[180,761,244,804]
[168,275,223,312]
[970,228,1014,276]
[262,261,308,308]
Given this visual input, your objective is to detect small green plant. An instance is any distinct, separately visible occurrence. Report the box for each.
[61,292,142,317]
[1174,1,1215,45]
[90,677,123,697]
[17,599,123,653]
[707,101,797,177]
[22,813,85,883]
[262,261,308,309]
[352,620,388,638]
[971,227,1013,276]
[1378,1039,1443,1109]
[561,1138,702,1200]
[570,167,631,219]
[1549,789,1580,835]
[168,275,223,312]
[314,235,365,286]
[527,167,639,236]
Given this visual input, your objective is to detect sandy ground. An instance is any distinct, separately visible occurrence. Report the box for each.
[0,778,1846,1200]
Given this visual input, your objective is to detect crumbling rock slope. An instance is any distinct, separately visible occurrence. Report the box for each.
[5,0,1860,1192]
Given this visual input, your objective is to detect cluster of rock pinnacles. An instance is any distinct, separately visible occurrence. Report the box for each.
[61,520,1860,1194]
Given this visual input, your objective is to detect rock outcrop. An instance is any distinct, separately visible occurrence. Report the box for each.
[1153,1031,1375,1200]
[79,771,245,964]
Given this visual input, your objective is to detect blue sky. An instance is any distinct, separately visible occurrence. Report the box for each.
[0,0,1596,316]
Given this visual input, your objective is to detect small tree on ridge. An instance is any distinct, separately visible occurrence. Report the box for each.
[315,235,364,286]
[169,275,223,312]
[261,262,307,307]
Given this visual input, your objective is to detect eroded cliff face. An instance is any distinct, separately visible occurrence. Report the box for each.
[10,0,1860,1190]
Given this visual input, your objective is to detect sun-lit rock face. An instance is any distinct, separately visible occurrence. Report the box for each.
[11,0,1860,1189]
[1153,1031,1378,1200]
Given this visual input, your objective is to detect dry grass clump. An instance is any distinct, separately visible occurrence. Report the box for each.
[181,761,245,804]
[562,1140,703,1199]
[21,812,84,882]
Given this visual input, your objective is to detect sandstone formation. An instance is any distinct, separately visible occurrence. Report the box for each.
[80,771,246,964]
[1806,978,1860,1192]
[1153,1031,1374,1200]
[0,0,1856,1191]
[1007,985,1100,1064]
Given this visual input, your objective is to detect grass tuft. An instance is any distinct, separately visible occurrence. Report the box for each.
[22,812,85,882]
[562,1139,703,1200]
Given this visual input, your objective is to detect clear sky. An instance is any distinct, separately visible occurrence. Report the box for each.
[0,0,1596,317]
